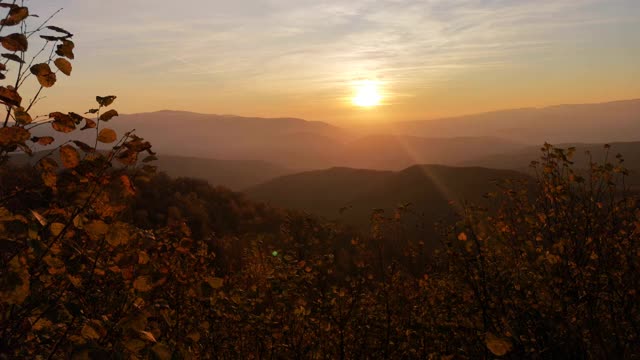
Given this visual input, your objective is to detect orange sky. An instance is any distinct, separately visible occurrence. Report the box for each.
[18,0,640,126]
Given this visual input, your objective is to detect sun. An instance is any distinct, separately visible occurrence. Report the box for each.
[352,80,382,107]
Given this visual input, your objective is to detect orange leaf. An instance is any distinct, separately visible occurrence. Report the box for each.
[0,86,22,107]
[59,145,80,169]
[1,33,28,52]
[97,128,116,143]
[54,58,72,76]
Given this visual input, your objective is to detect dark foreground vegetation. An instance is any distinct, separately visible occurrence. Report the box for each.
[2,138,639,359]
[1,4,639,359]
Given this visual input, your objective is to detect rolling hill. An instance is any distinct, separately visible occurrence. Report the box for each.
[246,165,530,241]
[341,135,522,169]
[8,152,291,190]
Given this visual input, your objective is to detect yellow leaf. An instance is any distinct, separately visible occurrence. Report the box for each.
[30,210,47,226]
[0,86,22,107]
[133,276,153,292]
[60,145,80,169]
[138,251,150,265]
[106,221,130,246]
[0,126,30,146]
[31,318,53,331]
[67,274,82,288]
[1,33,28,52]
[485,332,512,357]
[35,136,54,145]
[1,6,29,26]
[14,107,32,125]
[97,128,117,143]
[138,330,157,343]
[205,277,224,289]
[41,171,57,189]
[50,222,65,236]
[85,220,109,240]
[120,175,136,197]
[50,112,76,133]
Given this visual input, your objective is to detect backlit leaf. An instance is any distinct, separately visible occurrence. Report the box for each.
[60,145,80,168]
[41,171,57,189]
[133,276,153,292]
[120,175,136,196]
[54,58,72,76]
[55,39,74,59]
[30,63,56,87]
[81,118,97,130]
[32,136,54,145]
[50,222,65,236]
[106,221,130,246]
[139,330,157,343]
[1,33,28,52]
[0,6,28,26]
[138,251,150,265]
[97,128,116,143]
[14,107,32,124]
[99,109,118,121]
[50,112,76,133]
[0,126,30,146]
[0,86,22,107]
[205,277,224,289]
[485,333,513,357]
[30,210,47,226]
[37,157,58,172]
[85,220,109,240]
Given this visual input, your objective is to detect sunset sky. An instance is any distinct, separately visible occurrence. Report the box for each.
[28,0,640,125]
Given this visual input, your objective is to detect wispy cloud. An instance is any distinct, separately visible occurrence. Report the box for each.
[26,0,640,117]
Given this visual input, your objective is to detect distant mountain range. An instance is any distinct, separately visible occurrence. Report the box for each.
[20,98,640,189]
[28,110,527,170]
[390,99,640,144]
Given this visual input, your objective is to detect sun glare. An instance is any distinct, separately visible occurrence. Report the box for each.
[352,81,382,107]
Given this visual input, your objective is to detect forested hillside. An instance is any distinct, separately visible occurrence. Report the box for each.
[248,165,530,237]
